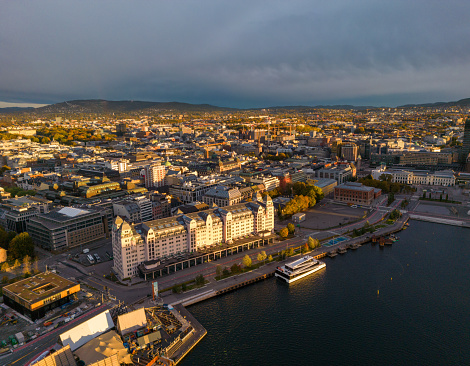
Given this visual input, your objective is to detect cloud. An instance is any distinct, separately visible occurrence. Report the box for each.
[1,0,470,107]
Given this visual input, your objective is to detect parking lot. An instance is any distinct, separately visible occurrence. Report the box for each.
[297,201,369,230]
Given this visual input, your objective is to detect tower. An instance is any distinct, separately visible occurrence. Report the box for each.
[461,118,470,163]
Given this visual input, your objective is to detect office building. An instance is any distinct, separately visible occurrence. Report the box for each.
[334,182,381,205]
[27,207,109,251]
[2,272,80,320]
[202,186,242,207]
[112,195,274,279]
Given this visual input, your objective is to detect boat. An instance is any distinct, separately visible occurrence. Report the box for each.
[327,249,338,258]
[349,243,361,250]
[337,247,347,254]
[275,256,326,283]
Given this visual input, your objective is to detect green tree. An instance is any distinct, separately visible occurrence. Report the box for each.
[216,265,222,277]
[8,232,34,260]
[195,274,205,285]
[242,254,252,268]
[230,263,242,274]
[287,223,295,234]
[0,227,8,250]
[222,267,230,276]
[279,227,289,238]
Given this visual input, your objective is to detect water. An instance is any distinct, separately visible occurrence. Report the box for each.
[182,221,470,366]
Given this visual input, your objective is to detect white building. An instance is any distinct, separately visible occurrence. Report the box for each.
[141,162,166,188]
[372,167,455,186]
[112,194,274,279]
[249,175,280,191]
[202,186,242,207]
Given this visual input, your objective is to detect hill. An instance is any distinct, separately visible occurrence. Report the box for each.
[32,99,235,114]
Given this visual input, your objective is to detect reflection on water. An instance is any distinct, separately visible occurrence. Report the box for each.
[182,222,470,366]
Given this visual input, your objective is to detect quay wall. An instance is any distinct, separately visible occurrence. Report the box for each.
[409,214,470,228]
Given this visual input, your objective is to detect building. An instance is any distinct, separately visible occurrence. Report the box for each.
[141,162,166,188]
[113,196,153,223]
[341,143,358,161]
[461,118,470,162]
[27,207,109,251]
[215,159,241,174]
[31,345,76,366]
[202,186,242,207]
[249,175,280,191]
[113,195,274,279]
[2,272,80,320]
[334,182,381,205]
[292,213,306,223]
[316,164,353,184]
[0,196,52,233]
[169,179,219,204]
[309,178,337,197]
[372,167,456,186]
[149,192,172,219]
[0,248,7,263]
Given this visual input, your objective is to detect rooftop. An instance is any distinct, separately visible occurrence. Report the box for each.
[3,272,79,304]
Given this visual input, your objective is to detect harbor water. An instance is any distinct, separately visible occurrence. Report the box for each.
[182,221,470,366]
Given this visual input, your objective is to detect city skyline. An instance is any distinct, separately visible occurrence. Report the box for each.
[2,1,470,108]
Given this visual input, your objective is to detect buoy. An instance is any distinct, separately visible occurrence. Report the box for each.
[377,289,379,295]
[391,277,392,281]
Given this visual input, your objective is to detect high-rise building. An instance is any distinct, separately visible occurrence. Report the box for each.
[461,118,470,163]
[141,162,166,188]
[341,143,358,161]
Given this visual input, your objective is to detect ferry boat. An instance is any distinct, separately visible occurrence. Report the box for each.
[275,256,326,283]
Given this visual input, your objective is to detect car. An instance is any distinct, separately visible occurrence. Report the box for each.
[351,205,358,208]
[83,248,90,254]
[94,253,101,262]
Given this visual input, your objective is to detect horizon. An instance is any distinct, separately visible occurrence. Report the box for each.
[1,95,468,111]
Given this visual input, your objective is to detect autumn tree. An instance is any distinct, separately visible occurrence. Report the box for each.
[242,254,252,268]
[279,227,289,238]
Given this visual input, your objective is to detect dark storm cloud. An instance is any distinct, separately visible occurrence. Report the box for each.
[1,0,470,107]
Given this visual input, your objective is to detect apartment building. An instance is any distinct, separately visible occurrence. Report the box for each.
[249,175,280,191]
[141,162,166,188]
[202,186,242,207]
[112,194,274,279]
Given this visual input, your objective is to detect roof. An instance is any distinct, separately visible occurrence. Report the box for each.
[30,345,75,366]
[57,207,89,217]
[117,308,147,335]
[74,331,131,366]
[3,272,78,305]
[137,330,162,347]
[60,310,114,351]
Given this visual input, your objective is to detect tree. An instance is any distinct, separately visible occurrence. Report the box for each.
[267,255,273,262]
[286,247,294,257]
[242,254,252,268]
[287,223,295,234]
[308,237,320,250]
[279,227,289,238]
[13,259,20,269]
[195,274,205,285]
[223,267,230,276]
[1,275,8,283]
[387,192,395,206]
[1,262,9,273]
[216,265,222,277]
[23,255,31,274]
[0,227,8,250]
[230,263,242,274]
[8,232,34,260]
[301,243,309,253]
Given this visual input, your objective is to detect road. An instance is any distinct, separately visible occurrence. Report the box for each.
[0,304,110,366]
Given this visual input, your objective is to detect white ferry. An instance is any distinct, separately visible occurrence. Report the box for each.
[275,255,326,283]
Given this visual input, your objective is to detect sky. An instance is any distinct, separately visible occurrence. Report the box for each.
[1,0,470,108]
